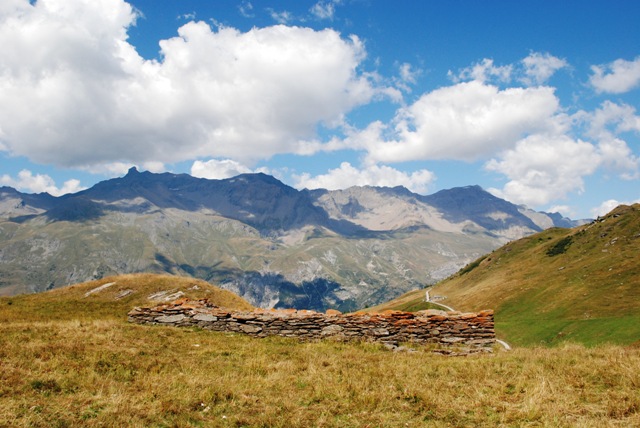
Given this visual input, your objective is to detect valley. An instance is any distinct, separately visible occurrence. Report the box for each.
[0,168,582,311]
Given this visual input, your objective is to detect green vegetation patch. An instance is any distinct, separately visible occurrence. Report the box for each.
[546,235,573,256]
[458,255,488,275]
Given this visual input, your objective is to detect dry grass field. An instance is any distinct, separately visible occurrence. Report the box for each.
[1,274,639,427]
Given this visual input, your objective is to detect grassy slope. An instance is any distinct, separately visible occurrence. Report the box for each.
[0,273,253,322]
[1,279,640,426]
[372,204,640,347]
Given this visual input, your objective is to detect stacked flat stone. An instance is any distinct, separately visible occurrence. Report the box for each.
[128,299,495,350]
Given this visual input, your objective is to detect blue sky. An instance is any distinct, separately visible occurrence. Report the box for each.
[1,0,639,219]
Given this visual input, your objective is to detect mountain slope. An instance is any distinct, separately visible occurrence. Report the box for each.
[372,204,640,346]
[0,169,585,310]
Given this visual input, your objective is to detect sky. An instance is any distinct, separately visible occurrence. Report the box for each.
[1,0,639,219]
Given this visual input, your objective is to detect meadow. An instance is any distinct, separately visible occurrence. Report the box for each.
[1,311,639,427]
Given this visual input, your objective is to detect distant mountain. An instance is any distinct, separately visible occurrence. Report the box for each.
[0,169,586,309]
[0,186,58,219]
[308,184,582,239]
[371,204,640,346]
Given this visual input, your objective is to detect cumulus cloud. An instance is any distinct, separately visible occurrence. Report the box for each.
[485,135,601,207]
[484,99,640,208]
[590,198,640,218]
[0,170,85,196]
[590,56,640,94]
[520,52,568,86]
[0,0,375,170]
[361,80,562,163]
[577,101,640,179]
[191,159,254,180]
[597,138,639,179]
[584,101,640,140]
[294,162,435,194]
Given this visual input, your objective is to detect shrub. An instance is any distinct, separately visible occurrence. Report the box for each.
[546,236,573,256]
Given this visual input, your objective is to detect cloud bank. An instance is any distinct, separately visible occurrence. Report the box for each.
[0,170,84,196]
[294,162,435,194]
[0,0,374,169]
[0,1,638,213]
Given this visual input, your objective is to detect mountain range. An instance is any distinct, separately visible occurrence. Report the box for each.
[0,167,584,310]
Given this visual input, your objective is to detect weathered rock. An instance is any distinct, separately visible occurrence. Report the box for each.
[128,299,496,351]
[193,313,218,322]
[155,314,186,323]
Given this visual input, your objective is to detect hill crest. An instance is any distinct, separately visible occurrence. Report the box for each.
[371,203,640,346]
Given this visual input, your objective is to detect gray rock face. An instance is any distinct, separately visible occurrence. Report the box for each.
[0,169,585,308]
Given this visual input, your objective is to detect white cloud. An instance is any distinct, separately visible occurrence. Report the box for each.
[0,0,375,169]
[486,134,601,207]
[591,200,622,218]
[590,56,640,94]
[178,12,196,21]
[452,53,568,87]
[362,80,562,163]
[578,101,640,179]
[584,101,640,140]
[310,0,341,20]
[191,159,253,180]
[449,58,512,84]
[267,9,294,24]
[597,138,639,179]
[293,162,435,194]
[82,161,166,177]
[0,169,85,196]
[520,52,568,86]
[394,62,421,94]
[238,1,253,18]
[590,198,640,218]
[548,205,573,217]
[399,63,418,84]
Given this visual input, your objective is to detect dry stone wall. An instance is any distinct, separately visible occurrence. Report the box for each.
[128,299,495,351]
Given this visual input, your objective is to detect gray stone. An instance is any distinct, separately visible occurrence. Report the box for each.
[240,324,263,334]
[321,324,344,335]
[155,314,186,323]
[193,313,218,322]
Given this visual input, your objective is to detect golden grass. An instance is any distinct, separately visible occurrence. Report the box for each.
[1,315,639,427]
[0,273,253,322]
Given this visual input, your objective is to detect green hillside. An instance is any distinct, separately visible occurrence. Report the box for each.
[373,204,640,347]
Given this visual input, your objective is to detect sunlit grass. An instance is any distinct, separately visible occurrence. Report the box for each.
[373,205,640,347]
[2,269,640,426]
[1,314,639,427]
